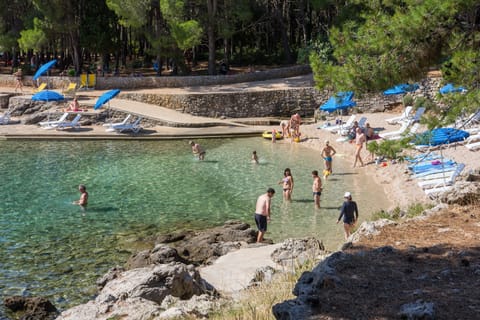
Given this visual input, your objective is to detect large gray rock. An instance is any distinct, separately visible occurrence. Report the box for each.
[154,220,257,265]
[439,181,480,205]
[126,244,186,269]
[58,262,213,320]
[349,219,397,244]
[270,237,327,266]
[272,252,348,320]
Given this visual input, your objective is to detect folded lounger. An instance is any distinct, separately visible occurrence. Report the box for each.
[418,164,464,189]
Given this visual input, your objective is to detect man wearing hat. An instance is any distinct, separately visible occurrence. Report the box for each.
[336,192,358,240]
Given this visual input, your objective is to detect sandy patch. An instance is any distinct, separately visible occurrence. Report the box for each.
[298,112,479,210]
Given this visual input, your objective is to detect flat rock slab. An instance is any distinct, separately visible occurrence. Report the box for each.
[199,243,283,294]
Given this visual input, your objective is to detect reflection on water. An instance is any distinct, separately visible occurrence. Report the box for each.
[0,138,390,313]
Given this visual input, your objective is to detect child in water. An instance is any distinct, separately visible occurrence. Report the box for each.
[251,151,259,164]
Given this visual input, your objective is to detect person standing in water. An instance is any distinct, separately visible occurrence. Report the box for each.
[73,184,88,209]
[336,192,358,240]
[251,151,259,164]
[278,168,294,201]
[189,140,206,160]
[311,170,322,209]
[321,140,337,178]
[254,188,275,243]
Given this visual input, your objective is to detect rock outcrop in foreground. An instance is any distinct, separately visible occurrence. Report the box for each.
[272,185,480,320]
[57,263,217,320]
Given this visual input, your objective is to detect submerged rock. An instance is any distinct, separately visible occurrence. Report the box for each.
[4,296,58,320]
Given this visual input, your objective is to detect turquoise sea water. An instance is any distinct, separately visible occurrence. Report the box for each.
[0,138,389,315]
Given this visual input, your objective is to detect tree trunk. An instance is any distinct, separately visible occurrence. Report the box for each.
[207,0,217,75]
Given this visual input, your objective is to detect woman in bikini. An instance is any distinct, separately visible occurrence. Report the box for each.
[278,168,294,201]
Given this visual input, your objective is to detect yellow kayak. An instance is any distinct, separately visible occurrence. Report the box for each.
[262,130,283,140]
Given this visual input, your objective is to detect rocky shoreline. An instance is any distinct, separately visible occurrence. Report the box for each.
[4,178,479,319]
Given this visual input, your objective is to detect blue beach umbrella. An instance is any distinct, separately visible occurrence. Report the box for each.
[383,83,419,95]
[32,90,65,102]
[439,83,466,94]
[94,89,121,110]
[319,91,356,113]
[33,59,57,81]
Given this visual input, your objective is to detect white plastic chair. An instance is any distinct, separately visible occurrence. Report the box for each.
[39,113,69,128]
[385,106,413,125]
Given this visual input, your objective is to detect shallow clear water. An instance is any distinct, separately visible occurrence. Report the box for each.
[0,138,389,314]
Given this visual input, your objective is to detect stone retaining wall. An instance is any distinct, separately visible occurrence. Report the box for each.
[0,65,312,90]
[2,70,445,120]
[121,87,319,118]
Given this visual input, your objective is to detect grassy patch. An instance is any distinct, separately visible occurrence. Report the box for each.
[209,259,318,320]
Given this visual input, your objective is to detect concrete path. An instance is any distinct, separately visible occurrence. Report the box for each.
[199,243,283,294]
[80,97,249,128]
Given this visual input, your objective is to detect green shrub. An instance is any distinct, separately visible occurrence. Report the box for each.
[402,94,414,107]
[406,203,431,218]
[372,209,393,221]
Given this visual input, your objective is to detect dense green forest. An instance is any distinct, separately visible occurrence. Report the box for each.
[0,0,479,108]
[1,0,340,76]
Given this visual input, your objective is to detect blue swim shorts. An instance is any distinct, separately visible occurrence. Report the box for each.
[255,213,267,232]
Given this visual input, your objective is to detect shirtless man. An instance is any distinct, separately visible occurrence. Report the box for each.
[290,113,301,136]
[353,127,365,168]
[254,188,275,243]
[321,140,337,177]
[73,184,88,209]
[311,170,322,209]
[189,140,206,160]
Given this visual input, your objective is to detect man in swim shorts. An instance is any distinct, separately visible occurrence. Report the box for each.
[254,188,275,243]
[321,140,336,177]
[336,192,358,240]
[311,170,322,209]
[190,140,206,160]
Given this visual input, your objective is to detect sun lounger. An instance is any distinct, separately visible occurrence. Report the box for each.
[410,160,456,174]
[418,164,464,189]
[319,115,356,132]
[424,185,454,197]
[339,117,367,136]
[465,140,480,151]
[406,152,441,163]
[416,170,456,181]
[413,165,458,179]
[380,120,412,139]
[405,107,425,124]
[0,111,11,125]
[464,132,480,144]
[106,117,142,133]
[103,114,132,128]
[39,112,69,127]
[386,123,420,140]
[407,156,452,170]
[385,106,413,125]
[44,114,81,130]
